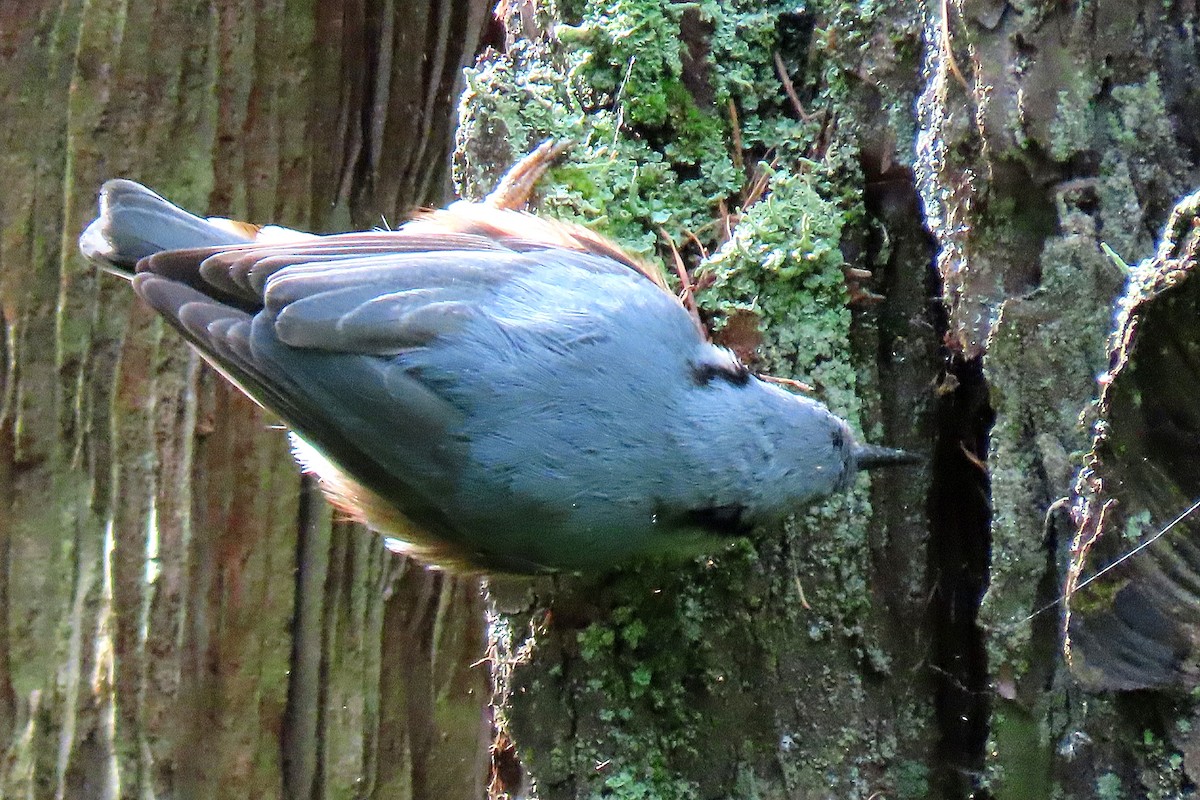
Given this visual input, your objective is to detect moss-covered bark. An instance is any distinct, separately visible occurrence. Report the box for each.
[458,2,938,797]
[0,2,491,798]
[5,0,1196,796]
[462,0,1200,798]
[919,0,1200,796]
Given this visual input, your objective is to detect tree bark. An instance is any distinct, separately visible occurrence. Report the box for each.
[0,2,492,798]
[458,1,1200,798]
[6,0,1200,798]
[924,0,1200,796]
[459,3,939,797]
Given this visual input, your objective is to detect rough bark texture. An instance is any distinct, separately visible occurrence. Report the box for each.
[1068,189,1200,694]
[0,2,491,798]
[458,2,940,798]
[5,0,1200,797]
[921,0,1200,797]
[458,1,1200,799]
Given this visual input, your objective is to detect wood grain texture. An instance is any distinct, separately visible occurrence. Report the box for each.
[0,1,491,797]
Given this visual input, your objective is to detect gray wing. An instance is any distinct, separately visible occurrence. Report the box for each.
[131,233,651,555]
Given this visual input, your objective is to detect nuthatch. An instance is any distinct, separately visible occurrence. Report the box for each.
[80,179,913,572]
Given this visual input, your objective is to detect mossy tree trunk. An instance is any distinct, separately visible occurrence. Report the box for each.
[458,1,1200,799]
[926,0,1200,797]
[0,2,492,798]
[458,2,939,798]
[5,0,1199,798]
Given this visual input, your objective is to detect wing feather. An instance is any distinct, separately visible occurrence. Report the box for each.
[134,267,472,555]
[337,296,477,350]
[124,205,688,568]
[408,202,671,291]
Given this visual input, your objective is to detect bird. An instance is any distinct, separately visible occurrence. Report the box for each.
[79,173,914,573]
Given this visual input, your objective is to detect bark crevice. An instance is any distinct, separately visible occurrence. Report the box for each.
[928,355,994,799]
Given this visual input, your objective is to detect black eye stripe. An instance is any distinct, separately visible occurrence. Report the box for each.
[680,504,752,536]
[692,360,751,387]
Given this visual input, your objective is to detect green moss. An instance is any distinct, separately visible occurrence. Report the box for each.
[894,759,931,800]
[1048,80,1097,161]
[981,192,1124,671]
[456,0,914,259]
[456,39,736,259]
[991,705,1053,800]
[696,161,858,415]
[1096,772,1123,800]
[975,43,1200,796]
[572,3,687,129]
[1108,75,1172,151]
[1066,576,1128,617]
[1134,724,1191,800]
[597,762,699,800]
[1096,154,1149,260]
[1044,71,1179,260]
[460,0,921,795]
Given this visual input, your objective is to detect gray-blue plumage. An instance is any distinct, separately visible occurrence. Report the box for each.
[80,179,897,572]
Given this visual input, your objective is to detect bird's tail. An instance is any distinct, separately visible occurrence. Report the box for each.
[853,444,922,470]
[79,180,257,276]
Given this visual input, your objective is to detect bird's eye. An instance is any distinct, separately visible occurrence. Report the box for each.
[692,357,751,387]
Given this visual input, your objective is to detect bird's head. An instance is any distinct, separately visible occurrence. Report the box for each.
[676,344,915,528]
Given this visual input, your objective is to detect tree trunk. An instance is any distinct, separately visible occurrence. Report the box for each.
[457,1,1200,798]
[459,2,939,797]
[927,0,1200,796]
[6,0,1200,798]
[0,2,492,798]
